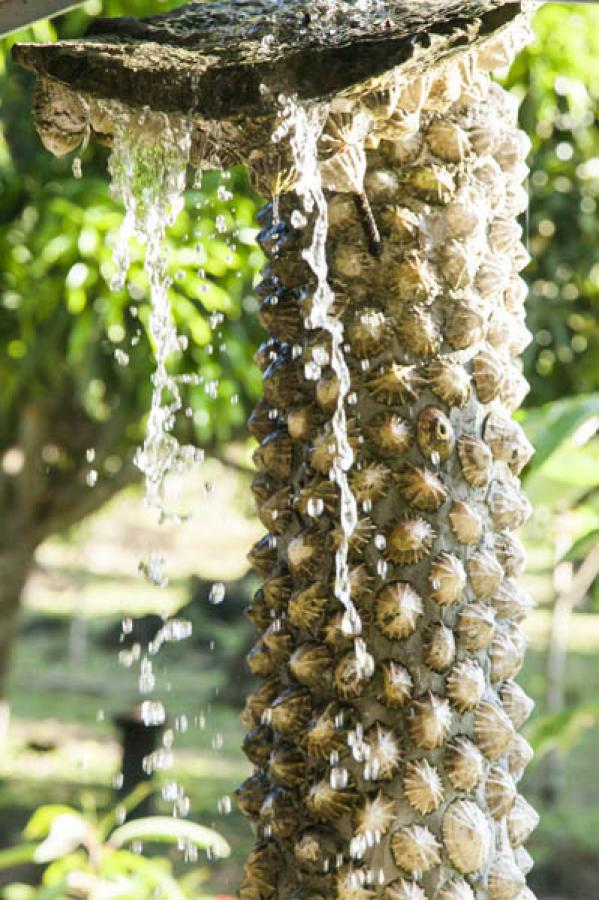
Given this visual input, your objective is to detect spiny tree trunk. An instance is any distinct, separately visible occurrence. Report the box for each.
[239,28,538,900]
[11,2,537,896]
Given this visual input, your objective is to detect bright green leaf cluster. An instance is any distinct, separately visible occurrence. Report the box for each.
[0,790,229,900]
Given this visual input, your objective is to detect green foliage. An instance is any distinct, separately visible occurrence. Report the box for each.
[0,1,265,555]
[0,788,229,900]
[505,3,599,404]
[520,395,599,563]
[526,705,598,762]
[519,393,599,474]
[519,396,598,763]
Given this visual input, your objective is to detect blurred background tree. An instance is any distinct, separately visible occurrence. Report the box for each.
[0,2,597,899]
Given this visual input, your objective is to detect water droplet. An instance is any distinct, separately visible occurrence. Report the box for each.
[330,766,348,789]
[86,470,98,487]
[208,582,226,605]
[114,348,129,366]
[218,795,232,815]
[175,795,190,817]
[304,361,321,380]
[140,700,166,726]
[175,714,188,733]
[376,559,388,579]
[312,346,330,367]
[162,618,193,642]
[162,781,183,802]
[307,497,325,517]
[138,657,156,694]
[138,552,168,588]
[290,209,307,228]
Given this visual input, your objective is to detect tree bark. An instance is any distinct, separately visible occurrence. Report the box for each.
[239,25,537,900]
[0,543,36,735]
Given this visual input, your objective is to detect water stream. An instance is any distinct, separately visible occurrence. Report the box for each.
[106,108,205,816]
[108,108,200,539]
[275,97,371,674]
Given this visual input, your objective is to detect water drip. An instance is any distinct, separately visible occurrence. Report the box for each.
[275,96,373,674]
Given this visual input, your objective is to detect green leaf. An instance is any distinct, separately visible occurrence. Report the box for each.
[24,805,80,840]
[0,844,38,872]
[41,849,89,887]
[525,704,599,761]
[98,781,154,840]
[33,814,92,863]
[176,866,212,893]
[1,885,37,900]
[520,394,599,476]
[109,817,230,859]
[101,849,184,900]
[562,528,599,562]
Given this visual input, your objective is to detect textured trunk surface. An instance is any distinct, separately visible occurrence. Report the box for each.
[239,26,537,900]
[12,2,538,897]
[0,546,35,700]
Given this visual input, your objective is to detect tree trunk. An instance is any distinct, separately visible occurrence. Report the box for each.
[0,543,36,735]
[239,27,538,900]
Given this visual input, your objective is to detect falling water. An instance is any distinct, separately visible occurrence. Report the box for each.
[106,107,205,815]
[108,107,201,540]
[275,97,372,673]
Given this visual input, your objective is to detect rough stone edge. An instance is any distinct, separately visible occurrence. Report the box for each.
[12,1,522,122]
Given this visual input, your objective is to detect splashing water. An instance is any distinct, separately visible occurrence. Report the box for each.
[108,108,201,533]
[275,97,372,674]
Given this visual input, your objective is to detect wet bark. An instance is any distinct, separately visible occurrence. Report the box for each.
[239,33,537,900]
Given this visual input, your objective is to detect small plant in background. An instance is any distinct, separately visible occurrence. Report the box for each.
[0,785,231,899]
